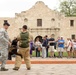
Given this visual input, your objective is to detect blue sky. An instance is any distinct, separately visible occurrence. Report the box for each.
[0,0,60,17]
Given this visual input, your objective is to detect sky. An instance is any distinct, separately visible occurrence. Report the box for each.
[0,0,60,17]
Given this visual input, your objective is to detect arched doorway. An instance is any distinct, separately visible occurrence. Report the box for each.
[51,34,55,38]
[34,35,43,43]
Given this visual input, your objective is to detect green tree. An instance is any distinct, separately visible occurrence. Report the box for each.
[59,0,76,16]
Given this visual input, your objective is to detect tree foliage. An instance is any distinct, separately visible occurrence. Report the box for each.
[59,0,76,16]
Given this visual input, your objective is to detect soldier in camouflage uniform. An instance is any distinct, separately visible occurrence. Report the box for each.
[0,21,11,71]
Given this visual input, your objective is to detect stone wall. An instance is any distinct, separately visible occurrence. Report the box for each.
[0,1,76,40]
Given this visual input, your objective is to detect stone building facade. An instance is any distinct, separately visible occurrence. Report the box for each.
[0,1,76,40]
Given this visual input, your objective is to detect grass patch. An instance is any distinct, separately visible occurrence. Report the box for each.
[32,51,68,57]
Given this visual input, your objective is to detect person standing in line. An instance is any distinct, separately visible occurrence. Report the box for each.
[48,35,55,58]
[42,36,47,58]
[13,25,32,70]
[45,35,49,57]
[66,38,73,58]
[72,39,76,58]
[30,37,34,58]
[57,36,65,58]
[35,38,42,57]
[0,21,11,71]
[56,37,61,57]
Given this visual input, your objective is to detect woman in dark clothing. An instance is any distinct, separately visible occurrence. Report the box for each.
[30,40,34,58]
[42,36,47,58]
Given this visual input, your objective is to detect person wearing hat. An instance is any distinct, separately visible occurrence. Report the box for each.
[0,21,11,71]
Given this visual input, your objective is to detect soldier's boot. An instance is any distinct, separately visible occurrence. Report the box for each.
[27,68,31,70]
[13,67,19,71]
[0,68,8,71]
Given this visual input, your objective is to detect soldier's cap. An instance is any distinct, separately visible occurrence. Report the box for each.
[3,22,10,26]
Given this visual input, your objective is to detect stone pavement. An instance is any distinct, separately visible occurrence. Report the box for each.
[0,64,76,75]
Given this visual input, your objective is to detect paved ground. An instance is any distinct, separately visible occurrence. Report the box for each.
[0,64,76,75]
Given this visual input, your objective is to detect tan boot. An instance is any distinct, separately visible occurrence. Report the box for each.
[27,68,31,70]
[13,67,19,71]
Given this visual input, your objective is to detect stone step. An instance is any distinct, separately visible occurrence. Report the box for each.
[4,60,76,64]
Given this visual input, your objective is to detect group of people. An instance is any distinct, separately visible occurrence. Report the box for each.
[30,35,76,58]
[0,21,31,71]
[0,21,76,71]
[66,38,76,58]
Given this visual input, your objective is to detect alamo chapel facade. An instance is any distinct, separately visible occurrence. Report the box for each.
[0,1,76,40]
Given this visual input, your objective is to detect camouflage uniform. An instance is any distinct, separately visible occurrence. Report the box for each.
[0,28,9,68]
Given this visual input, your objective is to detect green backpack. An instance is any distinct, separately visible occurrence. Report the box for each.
[19,32,29,48]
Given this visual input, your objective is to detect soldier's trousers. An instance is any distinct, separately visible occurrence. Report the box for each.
[0,48,8,68]
[14,47,31,69]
